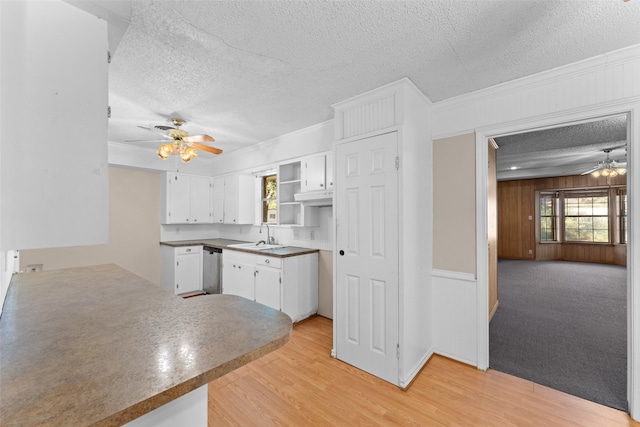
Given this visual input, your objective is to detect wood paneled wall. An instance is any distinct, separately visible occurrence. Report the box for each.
[498,174,627,266]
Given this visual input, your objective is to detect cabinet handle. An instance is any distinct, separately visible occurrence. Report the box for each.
[194,219,197,222]
[265,259,270,264]
[320,183,324,187]
[186,248,191,252]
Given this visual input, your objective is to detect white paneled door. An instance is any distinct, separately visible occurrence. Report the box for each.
[335,131,399,385]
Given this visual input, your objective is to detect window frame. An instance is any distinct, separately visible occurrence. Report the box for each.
[537,186,626,246]
[260,172,278,225]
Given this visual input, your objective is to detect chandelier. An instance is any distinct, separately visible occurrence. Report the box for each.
[583,148,627,178]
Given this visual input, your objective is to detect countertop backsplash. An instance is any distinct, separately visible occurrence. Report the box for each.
[161,206,333,251]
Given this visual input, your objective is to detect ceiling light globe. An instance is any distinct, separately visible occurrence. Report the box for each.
[591,170,601,178]
[157,149,169,160]
[618,168,627,175]
[601,168,610,177]
[160,144,174,155]
[609,170,618,177]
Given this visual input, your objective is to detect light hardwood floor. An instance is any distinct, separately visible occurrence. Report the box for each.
[209,316,638,426]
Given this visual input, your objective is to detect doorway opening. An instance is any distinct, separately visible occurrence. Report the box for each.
[486,114,630,410]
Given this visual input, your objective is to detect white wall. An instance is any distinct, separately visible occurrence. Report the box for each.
[19,167,162,286]
[0,0,109,251]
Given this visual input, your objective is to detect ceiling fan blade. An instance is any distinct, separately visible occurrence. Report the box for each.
[189,142,222,155]
[125,138,170,143]
[183,134,215,143]
[581,167,600,175]
[137,125,172,138]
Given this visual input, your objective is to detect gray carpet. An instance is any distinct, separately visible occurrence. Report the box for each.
[490,259,627,411]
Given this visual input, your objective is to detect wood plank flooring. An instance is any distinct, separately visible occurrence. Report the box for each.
[209,316,638,426]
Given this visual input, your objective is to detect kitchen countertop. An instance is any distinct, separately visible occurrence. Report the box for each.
[160,238,320,257]
[0,264,292,426]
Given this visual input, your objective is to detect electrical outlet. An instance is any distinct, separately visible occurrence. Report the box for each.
[26,264,43,273]
[293,229,299,238]
[528,249,533,255]
[310,230,315,240]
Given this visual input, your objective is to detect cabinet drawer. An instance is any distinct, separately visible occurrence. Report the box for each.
[256,256,281,269]
[176,246,201,255]
[224,250,256,265]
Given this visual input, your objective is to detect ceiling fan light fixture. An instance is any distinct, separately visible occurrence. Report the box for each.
[585,147,627,178]
[157,143,174,160]
[180,146,198,163]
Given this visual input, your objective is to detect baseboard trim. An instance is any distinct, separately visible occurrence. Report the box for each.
[432,269,477,283]
[489,300,499,321]
[399,348,434,390]
[433,349,477,368]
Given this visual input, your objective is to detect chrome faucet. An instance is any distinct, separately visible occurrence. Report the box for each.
[259,222,274,245]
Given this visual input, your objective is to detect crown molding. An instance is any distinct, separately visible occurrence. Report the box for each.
[433,44,640,112]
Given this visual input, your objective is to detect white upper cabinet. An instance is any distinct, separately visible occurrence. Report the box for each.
[211,177,225,223]
[1,1,109,250]
[326,153,334,189]
[190,175,212,223]
[212,174,254,225]
[300,153,334,192]
[161,173,212,224]
[301,155,326,192]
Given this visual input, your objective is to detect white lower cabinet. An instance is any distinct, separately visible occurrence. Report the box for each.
[255,265,281,310]
[222,250,318,322]
[161,245,203,295]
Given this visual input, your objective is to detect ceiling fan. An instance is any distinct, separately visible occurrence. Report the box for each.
[581,146,627,178]
[133,118,222,162]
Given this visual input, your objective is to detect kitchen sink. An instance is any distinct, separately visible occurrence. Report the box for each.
[227,242,285,251]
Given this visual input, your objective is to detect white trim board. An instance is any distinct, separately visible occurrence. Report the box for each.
[432,44,640,139]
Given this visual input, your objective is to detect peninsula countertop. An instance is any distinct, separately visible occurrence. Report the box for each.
[0,264,292,426]
[160,238,320,257]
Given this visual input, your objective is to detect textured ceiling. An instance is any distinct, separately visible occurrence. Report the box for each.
[495,115,628,180]
[108,0,640,159]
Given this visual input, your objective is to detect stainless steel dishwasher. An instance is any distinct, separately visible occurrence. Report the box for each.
[203,246,222,294]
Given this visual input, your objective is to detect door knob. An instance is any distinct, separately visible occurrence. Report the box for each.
[339,250,344,256]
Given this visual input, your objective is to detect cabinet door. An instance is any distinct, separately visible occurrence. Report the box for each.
[223,176,238,224]
[255,265,281,310]
[176,251,202,294]
[222,260,238,296]
[236,262,255,300]
[325,154,334,189]
[190,176,211,223]
[236,175,256,224]
[168,173,191,223]
[211,177,225,224]
[301,155,326,192]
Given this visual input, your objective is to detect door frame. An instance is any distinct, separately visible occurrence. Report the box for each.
[475,101,640,417]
